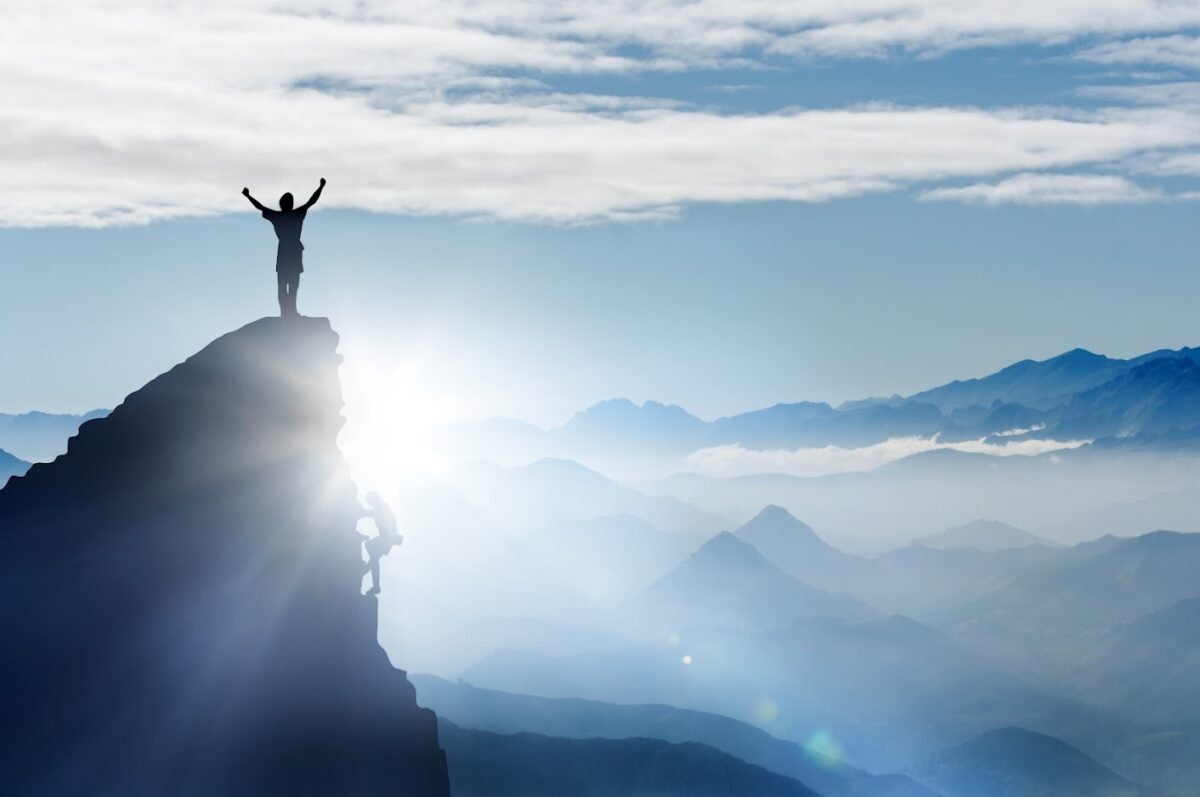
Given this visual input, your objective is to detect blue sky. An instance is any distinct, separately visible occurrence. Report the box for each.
[4,3,1200,424]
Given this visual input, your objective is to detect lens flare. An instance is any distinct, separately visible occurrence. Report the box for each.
[804,729,844,768]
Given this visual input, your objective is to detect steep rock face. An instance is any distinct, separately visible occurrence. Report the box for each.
[0,317,449,797]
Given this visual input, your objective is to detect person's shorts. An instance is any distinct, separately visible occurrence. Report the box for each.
[276,243,305,275]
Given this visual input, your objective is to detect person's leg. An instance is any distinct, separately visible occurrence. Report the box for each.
[289,273,301,317]
[367,557,381,595]
[277,272,288,317]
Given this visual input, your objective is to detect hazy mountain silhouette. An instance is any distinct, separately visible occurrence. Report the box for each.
[638,531,875,631]
[864,542,1059,617]
[709,402,840,448]
[512,514,694,607]
[942,530,1200,686]
[916,519,1054,552]
[1073,595,1200,726]
[460,615,1109,773]
[0,318,449,796]
[0,408,107,462]
[918,727,1150,797]
[732,504,876,590]
[413,674,936,797]
[455,458,727,536]
[558,398,709,454]
[437,719,821,797]
[0,448,29,485]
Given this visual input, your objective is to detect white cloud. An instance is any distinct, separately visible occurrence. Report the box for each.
[1078,34,1200,70]
[686,434,1090,478]
[6,1,1200,226]
[920,172,1163,205]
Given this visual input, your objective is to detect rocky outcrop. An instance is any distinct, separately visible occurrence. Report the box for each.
[0,317,449,796]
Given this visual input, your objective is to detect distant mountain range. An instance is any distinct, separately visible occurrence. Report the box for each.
[916,519,1054,552]
[0,449,29,486]
[637,530,873,631]
[414,675,934,797]
[453,343,1200,462]
[437,719,821,797]
[918,726,1151,797]
[940,530,1200,687]
[0,409,106,463]
[1073,595,1200,728]
[453,458,728,536]
[459,613,1111,774]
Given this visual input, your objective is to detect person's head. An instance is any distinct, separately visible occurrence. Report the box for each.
[279,192,294,211]
[365,490,382,508]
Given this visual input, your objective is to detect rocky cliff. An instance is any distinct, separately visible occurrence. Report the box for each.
[0,317,449,796]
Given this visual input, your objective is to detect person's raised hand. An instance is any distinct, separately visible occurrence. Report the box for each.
[242,187,250,196]
[319,177,326,187]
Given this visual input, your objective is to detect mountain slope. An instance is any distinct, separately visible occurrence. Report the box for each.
[917,519,1053,552]
[1073,595,1200,725]
[1050,357,1200,439]
[638,531,874,630]
[0,317,449,796]
[939,530,1200,690]
[457,457,727,536]
[512,514,693,607]
[557,398,709,454]
[919,726,1148,797]
[414,674,936,797]
[461,615,1109,773]
[908,348,1153,412]
[733,504,875,590]
[438,719,821,797]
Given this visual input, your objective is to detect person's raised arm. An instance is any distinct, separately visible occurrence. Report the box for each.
[300,177,326,211]
[242,187,268,212]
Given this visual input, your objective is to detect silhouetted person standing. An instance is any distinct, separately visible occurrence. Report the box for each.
[242,178,325,317]
[362,491,403,596]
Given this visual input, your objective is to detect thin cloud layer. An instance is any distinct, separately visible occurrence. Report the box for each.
[921,172,1164,205]
[6,1,1200,226]
[686,435,1090,478]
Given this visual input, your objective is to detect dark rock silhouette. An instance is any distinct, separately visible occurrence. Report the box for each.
[244,179,325,317]
[0,317,449,796]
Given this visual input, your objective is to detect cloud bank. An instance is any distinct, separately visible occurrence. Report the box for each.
[6,1,1200,226]
[686,435,1090,478]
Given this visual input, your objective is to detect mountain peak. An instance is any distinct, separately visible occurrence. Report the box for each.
[693,529,769,566]
[734,504,827,551]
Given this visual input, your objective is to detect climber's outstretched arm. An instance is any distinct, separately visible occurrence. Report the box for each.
[242,188,268,212]
[300,178,326,211]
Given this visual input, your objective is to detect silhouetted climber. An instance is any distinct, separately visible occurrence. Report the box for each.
[242,178,325,317]
[362,491,403,596]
